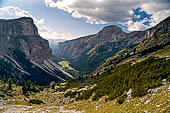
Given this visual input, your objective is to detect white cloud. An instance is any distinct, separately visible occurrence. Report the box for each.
[0,6,33,19]
[124,18,150,31]
[139,0,170,27]
[45,0,139,24]
[45,0,170,31]
[140,9,170,28]
[0,6,77,40]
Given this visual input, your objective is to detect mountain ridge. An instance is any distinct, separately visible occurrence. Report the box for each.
[55,16,170,75]
[56,22,145,74]
[91,16,170,76]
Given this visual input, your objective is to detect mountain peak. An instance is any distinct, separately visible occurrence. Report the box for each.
[98,25,123,35]
[103,25,122,30]
[16,17,33,21]
[0,17,38,36]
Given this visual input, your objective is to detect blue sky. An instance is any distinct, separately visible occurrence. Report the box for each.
[0,0,170,40]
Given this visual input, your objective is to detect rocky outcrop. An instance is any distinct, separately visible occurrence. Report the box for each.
[136,16,170,53]
[0,17,73,85]
[0,17,38,36]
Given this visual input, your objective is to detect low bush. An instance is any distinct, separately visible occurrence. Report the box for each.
[0,94,5,97]
[117,94,127,104]
[64,91,77,98]
[29,99,44,104]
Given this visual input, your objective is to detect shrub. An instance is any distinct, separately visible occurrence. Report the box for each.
[8,78,13,90]
[0,94,5,97]
[117,94,127,104]
[29,99,44,104]
[75,95,83,101]
[30,86,40,93]
[92,94,100,101]
[76,89,94,100]
[64,91,77,98]
[22,85,27,95]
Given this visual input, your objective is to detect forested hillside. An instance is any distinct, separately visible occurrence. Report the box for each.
[63,57,170,103]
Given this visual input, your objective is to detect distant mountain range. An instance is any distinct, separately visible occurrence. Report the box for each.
[55,16,170,75]
[0,17,73,85]
[48,39,66,55]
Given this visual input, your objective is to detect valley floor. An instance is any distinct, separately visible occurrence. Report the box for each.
[0,83,169,113]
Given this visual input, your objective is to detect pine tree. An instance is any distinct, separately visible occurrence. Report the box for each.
[22,85,27,95]
[8,78,13,90]
[26,80,31,90]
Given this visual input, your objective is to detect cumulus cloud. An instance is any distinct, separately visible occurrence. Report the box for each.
[140,0,170,27]
[0,6,77,40]
[45,0,139,24]
[124,18,150,31]
[45,0,170,31]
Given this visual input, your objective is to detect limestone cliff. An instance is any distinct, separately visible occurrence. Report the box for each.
[0,17,73,85]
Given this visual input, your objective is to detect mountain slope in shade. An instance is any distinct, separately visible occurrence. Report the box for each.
[56,25,145,74]
[0,17,74,85]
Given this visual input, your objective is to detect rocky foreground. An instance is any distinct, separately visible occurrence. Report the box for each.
[0,82,169,113]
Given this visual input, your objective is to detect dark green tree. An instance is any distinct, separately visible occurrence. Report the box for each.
[50,81,55,89]
[26,80,31,90]
[22,85,27,95]
[8,78,13,90]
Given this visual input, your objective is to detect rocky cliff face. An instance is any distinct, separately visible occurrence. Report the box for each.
[0,17,73,85]
[0,17,38,36]
[136,16,170,53]
[56,25,145,74]
[0,17,53,64]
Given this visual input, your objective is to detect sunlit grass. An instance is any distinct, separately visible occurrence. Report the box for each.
[58,60,77,71]
[152,45,170,58]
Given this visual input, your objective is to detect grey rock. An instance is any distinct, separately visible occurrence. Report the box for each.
[144,110,147,113]
[144,100,150,104]
[127,89,132,99]
[0,17,72,85]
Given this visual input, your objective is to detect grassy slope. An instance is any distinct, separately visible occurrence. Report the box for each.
[58,61,71,68]
[0,80,169,113]
[152,45,170,58]
[119,45,170,65]
[65,83,170,113]
[58,60,80,78]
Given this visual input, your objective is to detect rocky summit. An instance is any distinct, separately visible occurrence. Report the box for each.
[0,17,73,85]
